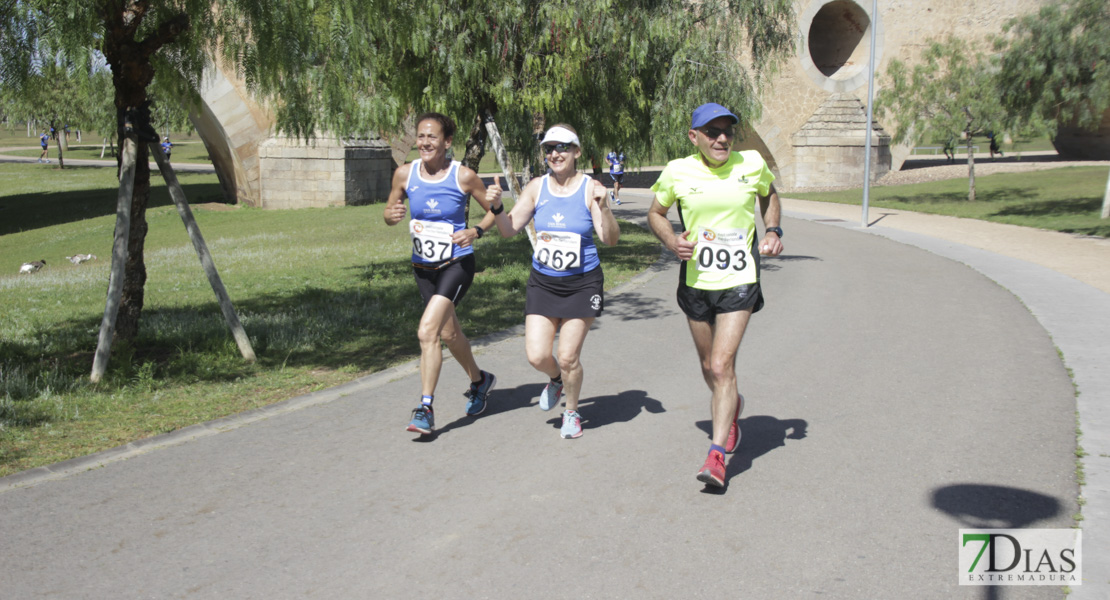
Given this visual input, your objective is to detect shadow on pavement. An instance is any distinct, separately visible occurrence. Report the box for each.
[604,288,678,322]
[759,254,821,272]
[559,389,666,432]
[932,483,1061,529]
[417,384,546,441]
[693,415,809,492]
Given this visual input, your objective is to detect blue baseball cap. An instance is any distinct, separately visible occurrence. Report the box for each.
[690,103,739,129]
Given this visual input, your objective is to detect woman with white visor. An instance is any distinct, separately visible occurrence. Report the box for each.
[487,124,620,438]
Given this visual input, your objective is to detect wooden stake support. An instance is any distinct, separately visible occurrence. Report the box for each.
[90,135,256,383]
[148,141,256,363]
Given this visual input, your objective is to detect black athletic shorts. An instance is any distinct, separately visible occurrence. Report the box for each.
[676,280,764,323]
[413,254,476,307]
[609,172,624,184]
[525,266,604,319]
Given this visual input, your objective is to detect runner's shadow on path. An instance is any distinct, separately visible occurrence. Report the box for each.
[694,415,809,494]
[413,385,545,441]
[543,390,666,432]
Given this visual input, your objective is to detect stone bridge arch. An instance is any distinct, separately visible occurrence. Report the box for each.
[189,63,401,208]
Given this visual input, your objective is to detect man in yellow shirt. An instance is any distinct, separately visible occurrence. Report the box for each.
[648,102,784,488]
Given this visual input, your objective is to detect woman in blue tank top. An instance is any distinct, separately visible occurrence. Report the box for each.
[384,112,505,436]
[486,124,620,439]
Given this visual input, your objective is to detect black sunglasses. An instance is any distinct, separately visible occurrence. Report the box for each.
[698,126,736,139]
[543,142,575,154]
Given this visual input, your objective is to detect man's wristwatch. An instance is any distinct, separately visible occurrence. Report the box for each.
[766,226,784,238]
[474,226,485,239]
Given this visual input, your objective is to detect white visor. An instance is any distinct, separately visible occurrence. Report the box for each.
[540,126,580,147]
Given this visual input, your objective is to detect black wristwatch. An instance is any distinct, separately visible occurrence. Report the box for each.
[474,226,485,239]
[766,226,783,238]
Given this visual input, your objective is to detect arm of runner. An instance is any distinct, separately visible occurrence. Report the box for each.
[383,164,410,226]
[486,175,516,238]
[648,196,695,261]
[757,184,784,257]
[455,167,497,247]
[589,179,620,246]
[497,177,540,237]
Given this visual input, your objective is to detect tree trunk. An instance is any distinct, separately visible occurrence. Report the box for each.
[100,3,186,342]
[966,134,976,202]
[115,140,150,341]
[530,112,546,183]
[1101,167,1109,219]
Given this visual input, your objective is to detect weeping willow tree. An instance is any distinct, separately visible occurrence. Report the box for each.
[1,1,349,342]
[2,0,797,344]
[274,0,797,176]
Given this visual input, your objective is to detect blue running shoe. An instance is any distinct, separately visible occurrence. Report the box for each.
[464,371,496,416]
[406,405,434,434]
[538,379,564,411]
[561,410,583,439]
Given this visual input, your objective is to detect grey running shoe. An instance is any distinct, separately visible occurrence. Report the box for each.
[538,379,564,411]
[561,410,582,439]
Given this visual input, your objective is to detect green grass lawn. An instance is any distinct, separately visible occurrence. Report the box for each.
[0,163,661,476]
[1,141,213,165]
[1,124,210,163]
[789,166,1110,238]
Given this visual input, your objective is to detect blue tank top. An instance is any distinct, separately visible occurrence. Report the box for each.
[406,159,472,264]
[532,175,601,277]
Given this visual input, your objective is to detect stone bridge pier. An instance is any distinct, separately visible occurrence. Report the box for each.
[188,65,400,208]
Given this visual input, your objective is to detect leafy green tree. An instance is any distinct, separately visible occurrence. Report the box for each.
[876,37,1013,202]
[995,0,1110,218]
[1,1,334,342]
[292,0,796,177]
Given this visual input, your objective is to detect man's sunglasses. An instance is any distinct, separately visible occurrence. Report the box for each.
[698,126,736,139]
[543,142,575,154]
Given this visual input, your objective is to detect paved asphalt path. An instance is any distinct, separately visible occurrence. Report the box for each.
[0,190,1096,598]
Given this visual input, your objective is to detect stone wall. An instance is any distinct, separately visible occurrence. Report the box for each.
[258,136,394,209]
[785,94,891,190]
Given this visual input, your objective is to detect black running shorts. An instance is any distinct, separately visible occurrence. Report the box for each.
[413,254,476,307]
[676,281,764,323]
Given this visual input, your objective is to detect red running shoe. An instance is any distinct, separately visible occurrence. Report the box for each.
[696,450,726,487]
[725,393,745,453]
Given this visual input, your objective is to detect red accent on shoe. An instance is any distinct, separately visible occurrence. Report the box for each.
[696,450,726,487]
